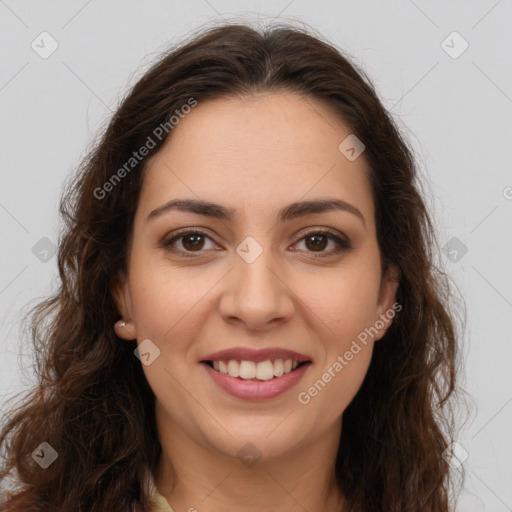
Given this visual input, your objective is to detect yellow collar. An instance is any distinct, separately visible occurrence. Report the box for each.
[149,474,174,512]
[151,491,174,512]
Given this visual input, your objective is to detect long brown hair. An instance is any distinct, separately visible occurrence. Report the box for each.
[0,22,467,511]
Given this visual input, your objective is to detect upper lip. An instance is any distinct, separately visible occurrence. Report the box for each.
[201,347,312,363]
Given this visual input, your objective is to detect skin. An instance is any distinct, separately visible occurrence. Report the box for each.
[113,91,399,511]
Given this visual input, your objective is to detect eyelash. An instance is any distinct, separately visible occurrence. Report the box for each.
[160,228,352,258]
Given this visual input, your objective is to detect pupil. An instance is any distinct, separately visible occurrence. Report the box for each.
[184,234,203,250]
[307,234,327,251]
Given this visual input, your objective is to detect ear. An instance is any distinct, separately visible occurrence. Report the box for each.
[110,271,137,340]
[374,263,401,341]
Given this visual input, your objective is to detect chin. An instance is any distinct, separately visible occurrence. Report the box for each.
[200,419,308,463]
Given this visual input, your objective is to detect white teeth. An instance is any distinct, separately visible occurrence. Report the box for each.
[273,358,284,377]
[210,358,304,380]
[256,360,274,381]
[227,359,240,377]
[239,360,256,379]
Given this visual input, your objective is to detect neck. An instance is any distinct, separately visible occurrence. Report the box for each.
[153,405,347,511]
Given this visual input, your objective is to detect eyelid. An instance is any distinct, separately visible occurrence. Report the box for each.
[161,226,352,257]
[161,227,220,257]
[292,228,352,256]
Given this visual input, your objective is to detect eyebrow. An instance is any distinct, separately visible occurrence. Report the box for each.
[147,197,366,228]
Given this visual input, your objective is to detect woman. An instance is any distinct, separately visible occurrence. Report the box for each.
[0,22,465,511]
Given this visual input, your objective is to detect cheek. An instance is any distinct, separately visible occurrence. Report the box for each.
[296,259,381,417]
[304,348,373,425]
[298,317,375,421]
[297,263,382,343]
[129,259,209,337]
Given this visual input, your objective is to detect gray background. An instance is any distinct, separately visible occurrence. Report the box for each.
[1,1,511,510]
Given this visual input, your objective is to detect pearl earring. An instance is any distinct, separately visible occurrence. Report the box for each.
[116,320,126,328]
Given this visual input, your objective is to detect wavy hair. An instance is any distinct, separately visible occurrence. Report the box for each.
[0,22,467,511]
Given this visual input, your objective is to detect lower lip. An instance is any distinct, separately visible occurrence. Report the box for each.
[202,362,311,400]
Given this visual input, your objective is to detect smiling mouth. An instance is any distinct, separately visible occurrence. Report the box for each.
[203,359,311,381]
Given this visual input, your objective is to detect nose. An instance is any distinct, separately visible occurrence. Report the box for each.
[218,250,295,332]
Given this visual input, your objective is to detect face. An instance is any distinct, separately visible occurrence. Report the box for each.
[113,91,399,462]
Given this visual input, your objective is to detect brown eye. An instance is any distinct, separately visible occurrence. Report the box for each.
[162,228,351,259]
[293,230,352,257]
[182,233,206,251]
[304,233,329,252]
[162,229,217,257]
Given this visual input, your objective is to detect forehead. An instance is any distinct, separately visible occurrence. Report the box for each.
[138,91,374,227]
